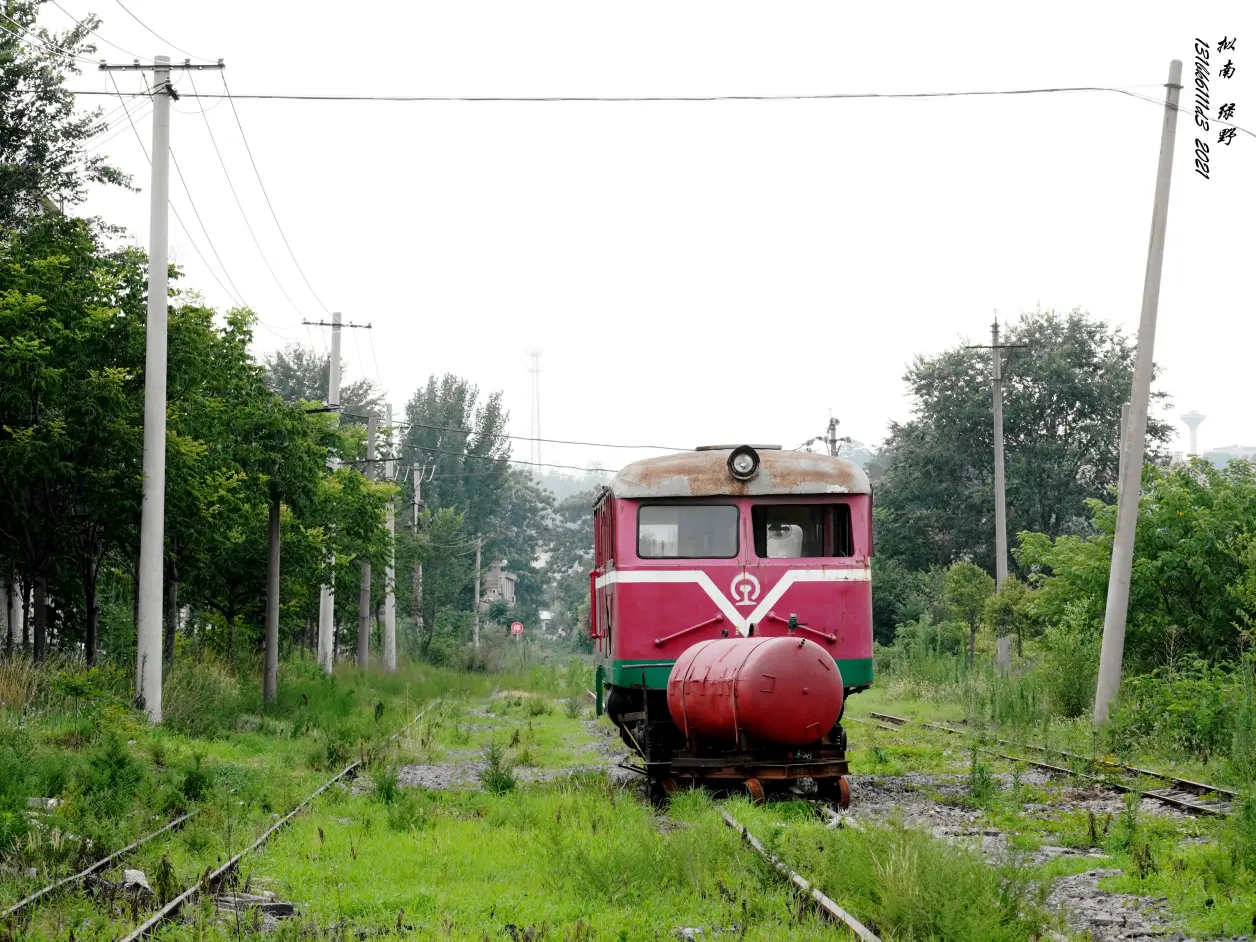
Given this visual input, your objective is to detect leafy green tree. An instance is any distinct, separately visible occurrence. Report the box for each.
[401,373,511,539]
[875,309,1173,574]
[415,507,474,654]
[262,342,383,420]
[0,216,145,662]
[981,575,1031,658]
[944,561,995,662]
[0,0,131,229]
[547,488,597,637]
[489,469,554,629]
[1019,459,1256,670]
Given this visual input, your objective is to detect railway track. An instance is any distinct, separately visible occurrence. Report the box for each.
[722,809,880,941]
[1,699,441,938]
[111,698,442,942]
[865,711,1235,817]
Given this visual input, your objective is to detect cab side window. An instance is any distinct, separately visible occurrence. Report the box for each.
[752,504,853,558]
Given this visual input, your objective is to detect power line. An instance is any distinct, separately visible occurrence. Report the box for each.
[403,421,685,451]
[395,443,619,476]
[182,69,310,320]
[107,72,244,311]
[168,147,247,306]
[0,12,98,66]
[220,73,334,317]
[48,0,143,60]
[68,82,1253,139]
[112,0,213,63]
[84,101,152,152]
[69,83,1159,102]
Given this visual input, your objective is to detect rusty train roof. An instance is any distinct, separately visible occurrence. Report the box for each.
[607,448,870,499]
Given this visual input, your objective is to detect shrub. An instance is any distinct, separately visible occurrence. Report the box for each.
[162,658,241,737]
[372,764,401,804]
[480,740,516,795]
[1040,601,1100,719]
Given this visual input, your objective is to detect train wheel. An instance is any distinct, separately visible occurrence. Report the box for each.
[814,776,850,810]
[742,778,766,806]
[648,777,678,808]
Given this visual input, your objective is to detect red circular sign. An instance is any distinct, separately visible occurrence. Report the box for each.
[510,622,524,635]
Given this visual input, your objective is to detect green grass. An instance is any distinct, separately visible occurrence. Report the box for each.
[0,656,557,940]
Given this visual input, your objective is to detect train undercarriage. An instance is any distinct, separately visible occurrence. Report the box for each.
[605,685,851,808]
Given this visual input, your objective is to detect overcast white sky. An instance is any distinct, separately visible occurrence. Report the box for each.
[59,0,1255,473]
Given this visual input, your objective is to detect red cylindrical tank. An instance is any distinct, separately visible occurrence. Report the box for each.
[666,637,844,747]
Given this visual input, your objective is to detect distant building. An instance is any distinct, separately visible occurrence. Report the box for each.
[479,560,517,610]
[1204,445,1256,469]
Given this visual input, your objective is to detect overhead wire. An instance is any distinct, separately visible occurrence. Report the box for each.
[183,69,310,320]
[112,0,214,63]
[107,72,247,313]
[0,12,99,66]
[48,0,143,60]
[403,421,685,451]
[220,73,335,317]
[168,147,247,306]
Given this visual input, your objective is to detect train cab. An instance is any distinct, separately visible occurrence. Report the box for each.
[589,444,873,802]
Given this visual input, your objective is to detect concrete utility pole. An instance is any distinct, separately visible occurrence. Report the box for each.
[133,55,172,723]
[263,495,281,702]
[968,316,1024,670]
[317,311,342,673]
[473,536,482,649]
[1118,401,1131,492]
[412,461,432,635]
[99,55,225,722]
[1095,59,1184,724]
[825,416,840,457]
[383,406,397,672]
[357,414,377,668]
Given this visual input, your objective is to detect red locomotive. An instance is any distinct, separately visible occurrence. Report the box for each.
[590,444,873,805]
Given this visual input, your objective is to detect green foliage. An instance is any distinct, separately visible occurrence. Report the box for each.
[480,739,516,795]
[875,307,1172,575]
[1039,601,1100,718]
[0,1,132,228]
[945,561,994,659]
[1019,459,1256,670]
[1108,661,1237,762]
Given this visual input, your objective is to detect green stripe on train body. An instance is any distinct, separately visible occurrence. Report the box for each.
[605,656,874,690]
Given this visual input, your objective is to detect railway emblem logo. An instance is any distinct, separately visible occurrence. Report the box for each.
[730,573,761,607]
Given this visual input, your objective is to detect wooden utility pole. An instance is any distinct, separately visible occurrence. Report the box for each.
[357,414,377,668]
[1095,59,1184,724]
[473,536,482,649]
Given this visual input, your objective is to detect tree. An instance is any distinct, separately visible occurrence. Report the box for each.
[944,561,994,663]
[981,576,1031,659]
[547,489,597,637]
[0,216,145,663]
[875,308,1173,575]
[401,373,511,534]
[489,469,554,629]
[1018,459,1256,671]
[0,0,131,229]
[262,343,383,420]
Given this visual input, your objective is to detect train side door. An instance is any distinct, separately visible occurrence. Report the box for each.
[591,494,614,656]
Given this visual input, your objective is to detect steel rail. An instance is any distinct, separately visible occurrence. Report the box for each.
[2,812,196,919]
[113,699,440,942]
[865,711,1233,816]
[721,810,881,942]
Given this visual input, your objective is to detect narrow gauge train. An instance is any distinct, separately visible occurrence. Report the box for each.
[590,444,874,805]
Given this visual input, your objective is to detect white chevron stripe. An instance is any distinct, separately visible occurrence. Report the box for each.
[594,567,870,636]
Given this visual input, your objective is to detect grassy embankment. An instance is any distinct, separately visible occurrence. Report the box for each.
[4,654,1087,942]
[849,646,1256,938]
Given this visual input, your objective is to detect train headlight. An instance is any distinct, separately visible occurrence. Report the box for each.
[728,445,760,481]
